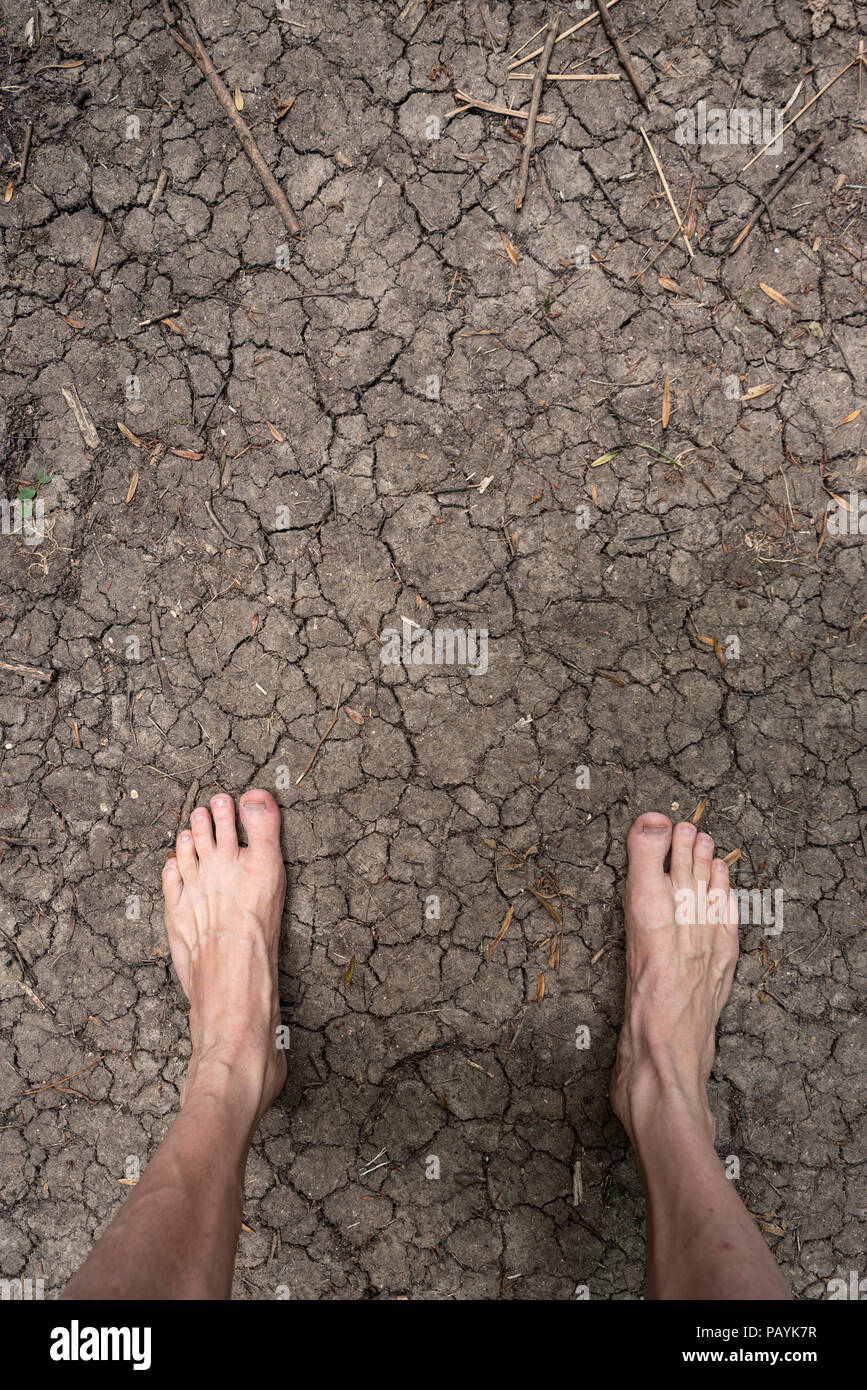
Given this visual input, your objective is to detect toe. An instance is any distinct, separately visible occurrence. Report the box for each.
[162,854,184,910]
[189,805,215,859]
[210,793,238,854]
[711,859,740,948]
[239,789,282,855]
[175,828,198,881]
[625,813,672,883]
[692,831,715,883]
[709,857,730,923]
[670,820,698,886]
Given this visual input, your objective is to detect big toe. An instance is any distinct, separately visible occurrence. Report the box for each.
[626,812,672,885]
[239,789,282,856]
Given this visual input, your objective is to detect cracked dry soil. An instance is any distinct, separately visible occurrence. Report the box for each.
[0,0,864,1300]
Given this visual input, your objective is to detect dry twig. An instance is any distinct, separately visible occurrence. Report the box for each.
[508,0,623,70]
[593,0,648,108]
[727,136,824,253]
[0,658,53,681]
[161,0,300,235]
[296,683,344,784]
[640,127,694,259]
[742,57,858,172]
[514,17,559,212]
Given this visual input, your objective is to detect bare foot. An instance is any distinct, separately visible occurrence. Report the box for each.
[610,813,739,1144]
[162,789,287,1119]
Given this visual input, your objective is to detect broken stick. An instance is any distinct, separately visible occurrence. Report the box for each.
[742,56,858,172]
[60,385,100,447]
[148,168,168,213]
[514,17,559,212]
[640,127,694,259]
[296,682,344,785]
[161,1,300,236]
[508,0,623,71]
[594,0,649,109]
[0,659,54,682]
[726,136,824,253]
[178,777,200,829]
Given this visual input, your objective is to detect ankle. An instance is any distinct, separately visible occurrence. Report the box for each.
[183,1048,276,1123]
[613,1059,714,1147]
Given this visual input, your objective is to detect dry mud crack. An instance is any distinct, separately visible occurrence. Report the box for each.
[0,0,864,1300]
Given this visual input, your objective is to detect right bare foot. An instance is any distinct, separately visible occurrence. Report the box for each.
[610,813,739,1144]
[162,789,287,1120]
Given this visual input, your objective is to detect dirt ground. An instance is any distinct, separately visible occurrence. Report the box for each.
[0,0,864,1301]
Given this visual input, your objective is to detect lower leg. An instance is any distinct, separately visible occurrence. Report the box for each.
[63,790,286,1300]
[611,814,790,1301]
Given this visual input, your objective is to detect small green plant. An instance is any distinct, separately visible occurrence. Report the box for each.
[17,469,50,519]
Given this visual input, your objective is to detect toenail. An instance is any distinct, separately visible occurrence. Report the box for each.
[212,795,231,809]
[641,822,669,834]
[244,797,268,813]
[698,834,713,849]
[179,831,192,843]
[192,808,208,819]
[677,822,696,834]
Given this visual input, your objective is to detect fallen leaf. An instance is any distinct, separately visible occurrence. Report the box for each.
[537,972,546,1003]
[658,274,686,294]
[344,706,364,725]
[252,614,259,634]
[712,639,726,669]
[125,472,139,504]
[826,489,851,511]
[691,798,707,826]
[741,382,776,401]
[161,317,184,334]
[488,905,514,958]
[723,848,741,866]
[234,85,244,110]
[170,448,203,460]
[836,409,861,426]
[510,530,519,549]
[117,422,142,447]
[526,886,563,925]
[266,421,284,442]
[61,316,84,328]
[500,230,519,267]
[343,956,355,988]
[759,282,797,309]
[588,448,622,468]
[662,373,671,429]
[3,177,15,203]
[696,634,715,646]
